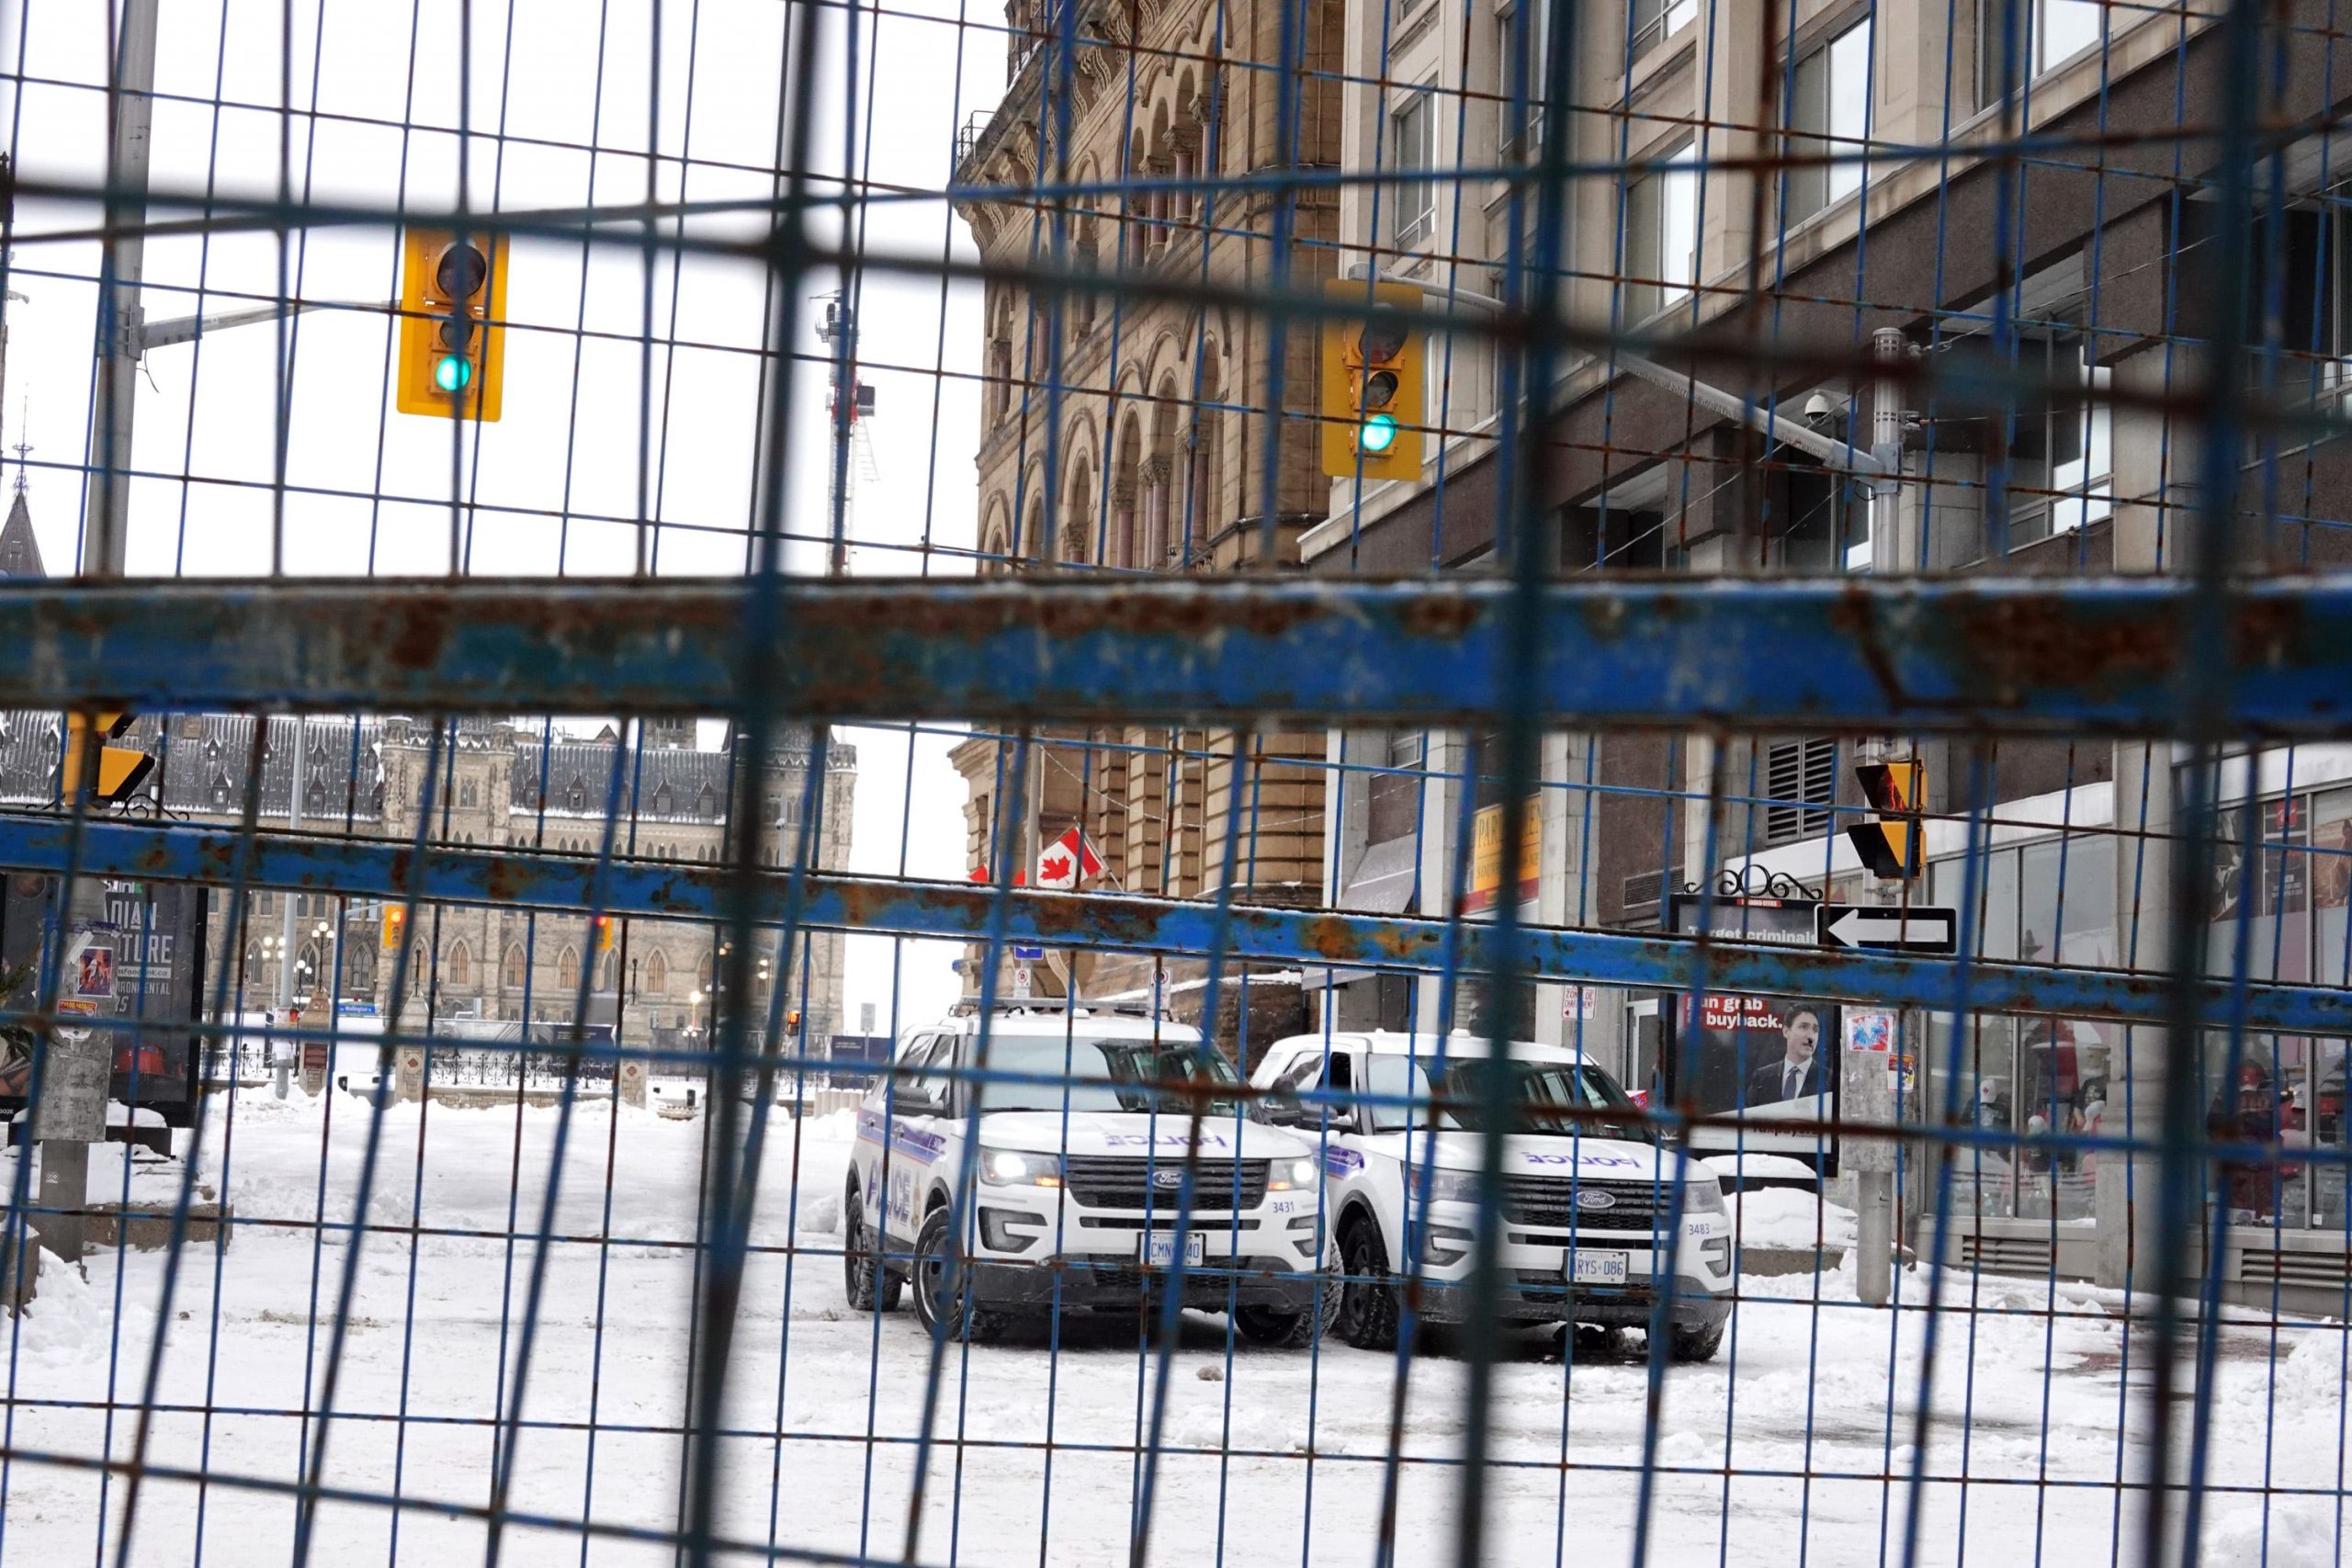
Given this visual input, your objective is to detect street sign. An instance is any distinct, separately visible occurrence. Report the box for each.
[1815,904,1958,954]
[1012,944,1044,961]
[1667,893,1817,946]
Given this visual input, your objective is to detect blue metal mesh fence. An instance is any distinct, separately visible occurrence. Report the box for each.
[0,0,2346,1563]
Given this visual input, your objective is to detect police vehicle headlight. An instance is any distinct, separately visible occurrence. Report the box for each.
[979,1147,1062,1188]
[1268,1157,1319,1192]
[1684,1171,1728,1216]
[1420,1168,1481,1205]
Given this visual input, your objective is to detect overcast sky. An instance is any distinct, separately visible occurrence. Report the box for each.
[2,0,1000,1035]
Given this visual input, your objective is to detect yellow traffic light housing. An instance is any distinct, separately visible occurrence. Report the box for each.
[1320,280,1424,481]
[381,905,408,950]
[61,710,153,806]
[1848,758,1926,879]
[395,227,508,422]
[594,915,616,952]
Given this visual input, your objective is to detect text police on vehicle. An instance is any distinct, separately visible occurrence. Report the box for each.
[844,1002,1338,1345]
[1250,1031,1733,1361]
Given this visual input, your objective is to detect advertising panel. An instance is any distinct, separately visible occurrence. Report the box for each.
[0,875,207,1122]
[1665,893,1840,1171]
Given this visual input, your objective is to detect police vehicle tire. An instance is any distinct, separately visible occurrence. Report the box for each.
[1336,1213,1400,1350]
[842,1184,901,1313]
[1234,1270,1343,1348]
[911,1207,1005,1344]
[1668,1318,1724,1364]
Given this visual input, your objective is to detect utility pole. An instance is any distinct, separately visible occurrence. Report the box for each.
[36,0,156,1266]
[280,726,304,1007]
[1849,325,1914,1309]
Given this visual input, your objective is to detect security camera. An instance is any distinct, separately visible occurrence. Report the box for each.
[1804,390,1834,424]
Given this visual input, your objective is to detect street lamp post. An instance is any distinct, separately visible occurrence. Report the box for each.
[311,920,336,1010]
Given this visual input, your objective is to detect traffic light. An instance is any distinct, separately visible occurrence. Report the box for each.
[381,905,408,950]
[594,915,616,952]
[61,710,153,806]
[394,227,508,422]
[1848,758,1927,880]
[1319,279,1424,481]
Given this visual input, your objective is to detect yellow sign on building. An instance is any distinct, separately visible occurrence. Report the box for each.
[1465,798,1542,914]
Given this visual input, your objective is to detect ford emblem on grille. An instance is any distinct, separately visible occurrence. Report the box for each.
[1152,1167,1184,1189]
[1574,1188,1617,1211]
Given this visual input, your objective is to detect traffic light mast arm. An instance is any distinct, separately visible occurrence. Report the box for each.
[134,298,381,355]
[1341,262,1898,482]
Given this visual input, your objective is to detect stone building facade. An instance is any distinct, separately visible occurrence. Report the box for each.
[945,0,1343,1008]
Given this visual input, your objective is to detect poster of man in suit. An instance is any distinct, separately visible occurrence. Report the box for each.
[1670,992,1842,1170]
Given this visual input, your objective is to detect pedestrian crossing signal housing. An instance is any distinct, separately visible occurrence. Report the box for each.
[61,710,153,806]
[1320,280,1423,480]
[1848,758,1926,879]
[395,227,508,422]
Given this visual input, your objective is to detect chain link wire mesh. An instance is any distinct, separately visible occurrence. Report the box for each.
[0,0,2346,1562]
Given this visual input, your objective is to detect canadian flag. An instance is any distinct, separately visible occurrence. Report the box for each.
[1034,826,1102,891]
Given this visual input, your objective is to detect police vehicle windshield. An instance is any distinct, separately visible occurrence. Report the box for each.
[973,1035,1248,1116]
[1361,1055,1644,1136]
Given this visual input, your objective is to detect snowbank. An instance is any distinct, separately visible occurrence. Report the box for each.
[1729,1185,1857,1249]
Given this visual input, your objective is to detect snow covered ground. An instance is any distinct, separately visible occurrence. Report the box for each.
[1,1089,2345,1567]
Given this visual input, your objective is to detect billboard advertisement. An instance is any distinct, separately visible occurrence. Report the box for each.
[0,875,208,1122]
[1669,991,1841,1169]
[1664,894,1840,1171]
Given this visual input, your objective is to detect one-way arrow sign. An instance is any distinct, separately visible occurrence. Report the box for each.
[1816,905,1958,954]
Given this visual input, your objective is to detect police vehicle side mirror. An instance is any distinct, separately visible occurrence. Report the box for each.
[1258,1090,1306,1126]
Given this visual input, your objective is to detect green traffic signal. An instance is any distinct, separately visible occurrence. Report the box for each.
[433,354,474,393]
[1357,412,1399,454]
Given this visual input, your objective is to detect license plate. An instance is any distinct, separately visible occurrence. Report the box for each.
[1139,1231,1206,1269]
[1568,1249,1629,1286]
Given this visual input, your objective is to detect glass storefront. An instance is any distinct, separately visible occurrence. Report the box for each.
[1922,781,2352,1234]
[1927,834,2116,1224]
[2199,783,2352,1231]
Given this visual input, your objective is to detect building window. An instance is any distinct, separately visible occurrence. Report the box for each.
[1624,142,1700,321]
[1368,729,1425,845]
[646,950,669,994]
[1944,300,2112,548]
[1783,17,1872,226]
[1496,0,1550,157]
[459,778,478,808]
[504,946,526,988]
[558,947,580,991]
[1762,737,1839,844]
[1629,0,1696,59]
[1977,0,2102,105]
[2263,199,2352,411]
[1390,87,1436,250]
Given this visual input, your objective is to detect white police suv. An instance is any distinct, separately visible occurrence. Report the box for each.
[1250,1030,1733,1360]
[843,1003,1336,1344]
